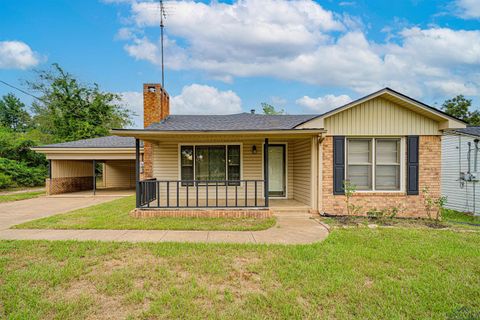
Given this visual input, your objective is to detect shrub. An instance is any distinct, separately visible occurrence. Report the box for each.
[343,180,362,216]
[0,158,46,188]
[422,186,447,222]
[0,172,12,189]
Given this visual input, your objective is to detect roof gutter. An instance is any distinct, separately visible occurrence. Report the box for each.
[31,147,144,154]
[111,128,326,138]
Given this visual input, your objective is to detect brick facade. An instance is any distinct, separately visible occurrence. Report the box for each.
[131,208,272,219]
[46,176,93,195]
[143,83,170,178]
[321,135,441,218]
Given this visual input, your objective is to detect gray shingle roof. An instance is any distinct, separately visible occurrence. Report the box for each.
[454,127,480,137]
[36,136,141,148]
[146,113,319,131]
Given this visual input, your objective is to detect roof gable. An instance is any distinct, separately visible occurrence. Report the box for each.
[296,88,467,130]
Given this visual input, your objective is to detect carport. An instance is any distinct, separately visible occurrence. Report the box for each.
[32,136,143,195]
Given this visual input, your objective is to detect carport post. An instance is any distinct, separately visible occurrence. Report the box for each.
[93,160,96,195]
[48,160,52,195]
[135,139,140,208]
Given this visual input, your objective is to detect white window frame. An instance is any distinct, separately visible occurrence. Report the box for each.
[345,137,405,192]
[178,143,243,182]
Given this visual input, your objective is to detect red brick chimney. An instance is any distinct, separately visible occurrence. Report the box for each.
[143,83,170,178]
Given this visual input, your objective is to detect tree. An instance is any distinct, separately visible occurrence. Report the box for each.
[442,95,480,126]
[0,127,48,167]
[261,102,284,115]
[28,63,133,142]
[0,93,31,132]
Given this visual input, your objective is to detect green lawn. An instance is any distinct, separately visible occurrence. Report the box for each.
[0,228,479,319]
[14,196,276,231]
[0,191,45,203]
[443,209,480,225]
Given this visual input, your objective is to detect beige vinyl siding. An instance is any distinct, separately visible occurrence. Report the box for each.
[103,160,135,188]
[152,140,264,205]
[292,139,311,205]
[51,160,93,178]
[150,138,304,205]
[324,97,440,136]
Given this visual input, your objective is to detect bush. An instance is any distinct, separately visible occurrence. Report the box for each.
[0,127,48,167]
[0,158,46,188]
[0,172,12,189]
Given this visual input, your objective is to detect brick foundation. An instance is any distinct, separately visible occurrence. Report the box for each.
[46,177,93,195]
[130,208,272,219]
[321,136,441,218]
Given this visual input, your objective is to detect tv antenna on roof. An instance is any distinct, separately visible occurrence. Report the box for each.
[159,0,167,88]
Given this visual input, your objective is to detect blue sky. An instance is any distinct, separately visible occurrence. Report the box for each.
[1,0,479,128]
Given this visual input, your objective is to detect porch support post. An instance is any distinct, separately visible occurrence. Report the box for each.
[92,160,96,195]
[135,139,140,208]
[264,138,269,207]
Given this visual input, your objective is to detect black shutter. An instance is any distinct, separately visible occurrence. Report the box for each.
[333,136,345,195]
[407,136,419,195]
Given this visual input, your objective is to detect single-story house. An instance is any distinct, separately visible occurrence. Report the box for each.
[106,84,466,218]
[441,127,480,216]
[32,136,143,195]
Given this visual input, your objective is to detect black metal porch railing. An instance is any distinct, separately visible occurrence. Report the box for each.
[138,179,267,208]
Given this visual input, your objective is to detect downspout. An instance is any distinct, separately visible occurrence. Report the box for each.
[474,139,479,216]
[317,133,326,214]
[264,138,269,208]
[467,142,472,175]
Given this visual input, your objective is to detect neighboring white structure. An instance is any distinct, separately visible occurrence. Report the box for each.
[442,128,480,216]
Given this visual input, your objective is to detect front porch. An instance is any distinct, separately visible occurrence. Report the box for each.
[132,133,320,217]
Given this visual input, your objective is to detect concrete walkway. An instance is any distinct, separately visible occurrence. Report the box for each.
[0,195,123,230]
[0,196,329,244]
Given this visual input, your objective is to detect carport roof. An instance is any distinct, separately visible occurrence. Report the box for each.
[35,136,142,149]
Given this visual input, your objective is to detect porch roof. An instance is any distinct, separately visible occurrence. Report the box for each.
[111,128,325,140]
[144,113,320,131]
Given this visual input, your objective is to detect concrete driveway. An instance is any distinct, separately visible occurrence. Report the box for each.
[0,195,122,230]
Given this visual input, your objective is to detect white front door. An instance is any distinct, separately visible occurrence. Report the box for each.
[268,145,286,197]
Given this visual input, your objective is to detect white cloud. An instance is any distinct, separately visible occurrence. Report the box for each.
[425,80,478,97]
[171,84,242,114]
[119,91,143,128]
[270,96,287,107]
[339,1,356,7]
[127,0,343,63]
[118,84,242,127]
[0,41,40,69]
[124,36,187,70]
[455,0,480,19]
[109,0,480,99]
[296,94,352,113]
